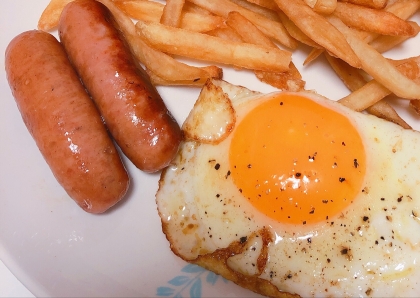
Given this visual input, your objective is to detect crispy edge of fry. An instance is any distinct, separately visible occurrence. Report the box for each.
[226,11,305,91]
[333,2,416,36]
[187,0,298,49]
[328,15,420,100]
[303,48,325,66]
[135,20,292,72]
[38,0,74,31]
[160,0,185,27]
[274,0,361,68]
[100,0,218,83]
[325,53,411,128]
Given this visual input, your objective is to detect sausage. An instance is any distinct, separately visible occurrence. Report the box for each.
[5,30,130,214]
[58,0,182,173]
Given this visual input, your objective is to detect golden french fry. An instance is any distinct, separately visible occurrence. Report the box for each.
[146,66,223,86]
[245,0,278,10]
[114,0,162,23]
[254,68,305,91]
[337,0,387,9]
[201,65,225,80]
[226,11,305,91]
[370,22,420,53]
[325,53,411,129]
[409,99,420,115]
[303,48,325,66]
[135,20,292,72]
[100,0,220,83]
[277,11,321,48]
[324,53,366,91]
[183,1,213,14]
[328,15,420,100]
[160,0,185,27]
[146,70,204,86]
[226,11,276,48]
[274,0,361,68]
[187,0,298,49]
[207,27,245,43]
[339,78,391,111]
[230,0,281,21]
[367,100,411,129]
[333,2,416,36]
[384,0,420,20]
[304,0,337,15]
[338,56,420,111]
[114,0,225,33]
[38,0,73,30]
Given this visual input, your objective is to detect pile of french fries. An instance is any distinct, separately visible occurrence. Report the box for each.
[38,0,420,128]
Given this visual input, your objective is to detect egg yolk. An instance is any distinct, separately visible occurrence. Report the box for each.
[229,93,366,225]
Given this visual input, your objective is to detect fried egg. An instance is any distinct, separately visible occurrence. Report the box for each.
[156,79,420,297]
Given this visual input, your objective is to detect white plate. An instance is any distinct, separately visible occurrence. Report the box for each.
[1,1,419,297]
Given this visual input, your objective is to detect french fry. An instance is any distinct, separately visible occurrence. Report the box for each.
[230,0,281,21]
[384,0,420,21]
[274,0,361,68]
[277,11,321,48]
[135,20,292,72]
[328,15,420,100]
[38,0,73,30]
[160,0,185,27]
[367,100,412,129]
[114,0,162,23]
[370,22,420,53]
[304,0,337,15]
[337,0,387,9]
[333,2,417,36]
[325,53,411,129]
[147,66,223,86]
[324,53,366,91]
[186,0,298,49]
[245,0,279,10]
[226,11,276,48]
[303,48,325,65]
[100,0,221,83]
[207,27,245,43]
[226,11,305,91]
[254,67,305,91]
[115,0,225,33]
[337,56,420,111]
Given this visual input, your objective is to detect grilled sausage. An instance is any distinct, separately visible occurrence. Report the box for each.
[5,30,130,214]
[58,0,182,173]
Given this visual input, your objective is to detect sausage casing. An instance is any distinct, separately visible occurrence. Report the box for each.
[5,30,130,214]
[59,0,182,173]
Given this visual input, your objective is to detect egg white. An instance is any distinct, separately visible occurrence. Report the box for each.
[156,79,420,297]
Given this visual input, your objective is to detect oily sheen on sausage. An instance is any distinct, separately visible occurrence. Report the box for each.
[58,0,182,173]
[5,30,129,214]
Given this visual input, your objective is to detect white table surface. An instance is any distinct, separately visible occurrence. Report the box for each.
[0,260,34,297]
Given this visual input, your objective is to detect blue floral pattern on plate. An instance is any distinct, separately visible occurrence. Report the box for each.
[156,263,228,298]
